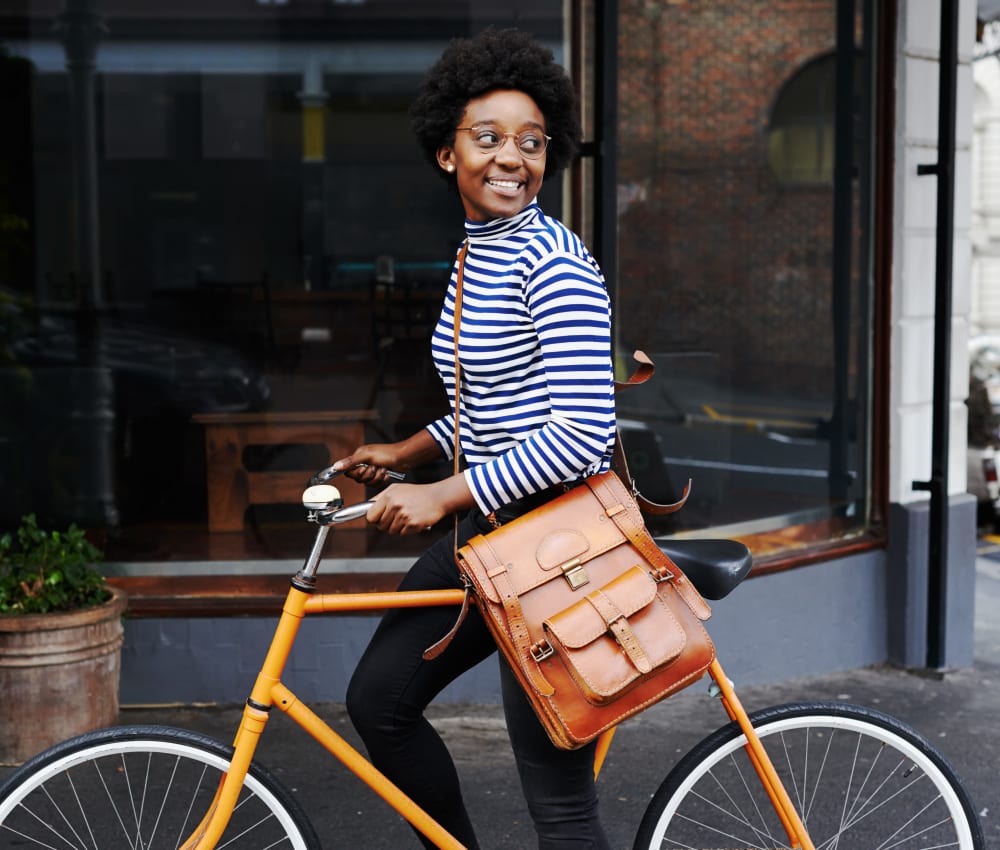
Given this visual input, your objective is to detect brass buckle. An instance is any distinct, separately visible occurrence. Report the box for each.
[530,640,554,662]
[650,565,675,583]
[561,559,590,590]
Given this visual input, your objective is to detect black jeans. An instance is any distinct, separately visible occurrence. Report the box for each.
[345,510,610,850]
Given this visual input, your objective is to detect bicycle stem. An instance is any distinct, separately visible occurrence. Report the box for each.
[300,523,330,579]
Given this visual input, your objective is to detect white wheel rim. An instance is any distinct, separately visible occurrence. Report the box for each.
[645,712,975,850]
[0,738,310,849]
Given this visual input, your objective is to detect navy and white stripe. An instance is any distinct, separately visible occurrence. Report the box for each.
[425,203,616,514]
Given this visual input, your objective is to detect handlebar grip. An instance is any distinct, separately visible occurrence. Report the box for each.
[327,501,376,523]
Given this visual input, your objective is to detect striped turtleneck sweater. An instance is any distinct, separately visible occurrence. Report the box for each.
[426,203,616,515]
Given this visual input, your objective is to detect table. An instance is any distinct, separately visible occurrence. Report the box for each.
[193,410,377,532]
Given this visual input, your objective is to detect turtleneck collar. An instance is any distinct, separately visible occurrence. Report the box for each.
[464,203,541,243]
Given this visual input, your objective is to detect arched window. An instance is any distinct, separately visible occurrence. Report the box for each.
[767,52,860,185]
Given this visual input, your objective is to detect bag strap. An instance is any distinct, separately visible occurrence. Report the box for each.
[612,351,692,516]
[451,238,470,539]
[429,240,554,688]
[422,240,472,661]
[474,539,556,696]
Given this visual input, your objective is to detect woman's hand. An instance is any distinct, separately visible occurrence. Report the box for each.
[366,483,444,534]
[366,476,476,536]
[331,444,402,485]
[331,429,446,485]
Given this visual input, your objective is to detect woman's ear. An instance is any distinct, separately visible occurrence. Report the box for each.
[437,147,456,174]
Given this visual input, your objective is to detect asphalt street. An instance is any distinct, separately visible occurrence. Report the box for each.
[2,549,999,849]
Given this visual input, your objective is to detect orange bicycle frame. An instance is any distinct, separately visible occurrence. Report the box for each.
[181,524,815,850]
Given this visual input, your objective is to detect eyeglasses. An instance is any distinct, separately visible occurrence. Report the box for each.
[455,126,551,159]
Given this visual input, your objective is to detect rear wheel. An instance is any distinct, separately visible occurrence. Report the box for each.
[633,701,983,849]
[0,725,320,849]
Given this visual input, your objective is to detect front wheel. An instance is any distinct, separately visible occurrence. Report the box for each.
[634,701,983,849]
[0,725,320,849]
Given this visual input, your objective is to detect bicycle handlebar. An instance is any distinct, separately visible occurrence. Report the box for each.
[304,464,404,526]
[325,501,377,523]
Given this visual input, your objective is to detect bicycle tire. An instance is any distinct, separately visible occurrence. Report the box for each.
[633,700,983,850]
[0,724,321,850]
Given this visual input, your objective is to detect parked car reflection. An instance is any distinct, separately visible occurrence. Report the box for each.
[1,298,271,527]
[7,311,271,416]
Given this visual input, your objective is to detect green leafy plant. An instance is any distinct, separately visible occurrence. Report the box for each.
[0,514,109,615]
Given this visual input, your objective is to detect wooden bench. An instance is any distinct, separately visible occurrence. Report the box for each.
[193,410,377,532]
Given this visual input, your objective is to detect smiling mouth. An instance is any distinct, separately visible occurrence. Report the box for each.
[487,177,523,191]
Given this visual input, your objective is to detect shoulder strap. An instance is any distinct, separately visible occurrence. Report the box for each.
[612,351,692,516]
[423,239,471,662]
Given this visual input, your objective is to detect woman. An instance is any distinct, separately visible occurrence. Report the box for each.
[334,27,615,850]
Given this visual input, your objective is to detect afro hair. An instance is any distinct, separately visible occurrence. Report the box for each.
[410,27,581,183]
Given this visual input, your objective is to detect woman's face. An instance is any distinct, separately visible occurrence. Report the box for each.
[437,89,547,223]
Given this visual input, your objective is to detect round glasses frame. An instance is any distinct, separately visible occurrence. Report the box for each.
[455,127,551,159]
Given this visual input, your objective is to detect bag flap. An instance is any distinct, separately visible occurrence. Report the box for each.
[543,566,656,649]
[459,479,629,598]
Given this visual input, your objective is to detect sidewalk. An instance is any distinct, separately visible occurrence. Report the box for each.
[3,559,998,849]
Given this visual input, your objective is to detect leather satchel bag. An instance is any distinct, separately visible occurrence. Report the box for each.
[441,241,716,750]
[456,470,715,749]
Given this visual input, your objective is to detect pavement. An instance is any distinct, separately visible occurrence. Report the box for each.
[3,549,1000,850]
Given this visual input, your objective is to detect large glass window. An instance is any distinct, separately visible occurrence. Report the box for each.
[0,0,879,586]
[614,0,876,561]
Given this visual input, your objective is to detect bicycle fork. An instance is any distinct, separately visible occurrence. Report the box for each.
[176,582,313,850]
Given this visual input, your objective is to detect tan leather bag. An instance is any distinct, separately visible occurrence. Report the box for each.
[444,240,714,749]
[456,470,715,750]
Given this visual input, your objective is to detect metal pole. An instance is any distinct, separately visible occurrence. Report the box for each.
[593,0,618,304]
[913,0,959,671]
[829,0,856,503]
[54,0,105,312]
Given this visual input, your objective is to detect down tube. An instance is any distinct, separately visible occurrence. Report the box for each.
[271,682,467,850]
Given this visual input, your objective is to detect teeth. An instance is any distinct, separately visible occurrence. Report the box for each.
[489,179,520,189]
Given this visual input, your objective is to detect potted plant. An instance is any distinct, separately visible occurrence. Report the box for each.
[0,514,127,765]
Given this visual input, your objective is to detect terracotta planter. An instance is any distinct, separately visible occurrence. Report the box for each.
[0,585,127,765]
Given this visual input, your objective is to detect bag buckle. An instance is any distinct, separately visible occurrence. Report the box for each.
[650,565,675,583]
[530,640,554,662]
[561,559,590,590]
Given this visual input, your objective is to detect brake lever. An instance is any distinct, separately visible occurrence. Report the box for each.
[309,463,405,486]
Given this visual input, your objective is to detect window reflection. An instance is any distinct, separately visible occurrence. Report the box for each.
[0,1,874,572]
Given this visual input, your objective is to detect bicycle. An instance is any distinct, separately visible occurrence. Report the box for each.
[0,467,985,849]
